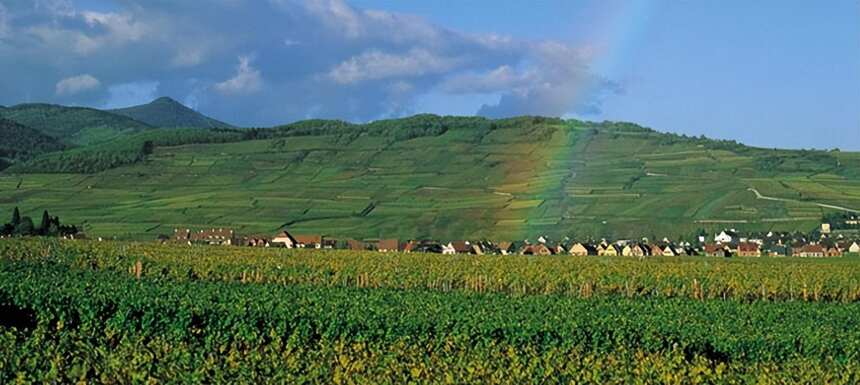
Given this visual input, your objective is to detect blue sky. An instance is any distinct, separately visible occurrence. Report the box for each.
[0,0,857,150]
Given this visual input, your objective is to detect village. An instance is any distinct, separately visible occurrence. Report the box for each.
[168,221,860,258]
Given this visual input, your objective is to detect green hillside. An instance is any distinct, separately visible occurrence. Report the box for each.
[1,115,858,240]
[111,97,234,129]
[0,119,65,169]
[0,103,151,146]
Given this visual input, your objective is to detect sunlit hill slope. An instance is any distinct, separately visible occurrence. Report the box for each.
[1,100,858,240]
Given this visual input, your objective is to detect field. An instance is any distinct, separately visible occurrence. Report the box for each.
[2,118,860,241]
[2,239,860,384]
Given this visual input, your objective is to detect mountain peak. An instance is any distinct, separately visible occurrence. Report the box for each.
[151,96,181,105]
[111,97,234,129]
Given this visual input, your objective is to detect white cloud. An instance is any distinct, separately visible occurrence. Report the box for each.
[102,81,160,109]
[0,0,617,124]
[214,56,262,95]
[441,65,536,94]
[171,47,207,67]
[300,0,365,38]
[21,8,154,56]
[82,11,148,41]
[328,48,461,84]
[55,74,101,95]
[35,0,75,18]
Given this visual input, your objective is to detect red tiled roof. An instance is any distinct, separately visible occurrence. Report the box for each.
[294,234,322,245]
[737,242,759,252]
[451,241,472,253]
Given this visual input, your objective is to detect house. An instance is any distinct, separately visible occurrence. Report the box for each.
[662,245,677,257]
[736,242,761,257]
[377,239,400,252]
[547,243,566,255]
[821,223,832,234]
[173,228,192,242]
[793,244,825,257]
[497,241,515,255]
[449,241,474,254]
[649,244,664,257]
[174,228,236,246]
[568,243,595,256]
[621,244,646,257]
[347,239,367,251]
[599,244,620,257]
[471,243,485,255]
[849,241,860,254]
[293,234,323,248]
[401,241,418,253]
[411,241,443,254]
[714,230,736,244]
[520,243,554,256]
[764,244,789,257]
[703,243,730,257]
[825,246,843,257]
[271,231,298,248]
[441,241,474,255]
[243,235,271,247]
[322,239,337,249]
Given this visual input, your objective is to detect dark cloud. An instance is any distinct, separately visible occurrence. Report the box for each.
[0,0,618,125]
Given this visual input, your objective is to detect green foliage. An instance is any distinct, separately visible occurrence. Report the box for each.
[0,103,151,145]
[754,151,839,174]
[0,119,64,169]
[5,239,860,302]
[6,128,245,173]
[1,252,860,383]
[10,207,19,227]
[110,97,234,128]
[12,216,33,235]
[1,208,76,237]
[822,212,860,230]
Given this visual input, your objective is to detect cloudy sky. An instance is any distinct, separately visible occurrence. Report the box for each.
[0,0,857,149]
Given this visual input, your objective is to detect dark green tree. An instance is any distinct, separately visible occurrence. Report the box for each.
[14,216,34,236]
[39,210,51,235]
[11,207,20,227]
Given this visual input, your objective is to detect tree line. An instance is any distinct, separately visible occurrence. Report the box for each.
[1,207,78,237]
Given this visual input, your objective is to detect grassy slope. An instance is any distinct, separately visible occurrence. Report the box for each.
[1,119,858,240]
[110,97,234,129]
[0,103,151,145]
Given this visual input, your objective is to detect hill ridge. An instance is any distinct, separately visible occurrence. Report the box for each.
[0,103,152,146]
[110,97,234,129]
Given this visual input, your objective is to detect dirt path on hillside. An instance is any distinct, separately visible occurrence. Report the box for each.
[747,188,860,214]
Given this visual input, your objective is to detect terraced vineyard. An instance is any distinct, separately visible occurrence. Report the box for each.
[2,240,860,383]
[2,115,859,241]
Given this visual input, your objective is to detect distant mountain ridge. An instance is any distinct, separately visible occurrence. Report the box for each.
[0,103,152,146]
[111,97,234,129]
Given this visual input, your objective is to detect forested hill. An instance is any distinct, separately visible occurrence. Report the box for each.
[0,103,151,146]
[111,97,234,129]
[0,119,65,170]
[1,112,858,240]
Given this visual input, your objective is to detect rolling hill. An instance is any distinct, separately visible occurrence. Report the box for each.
[1,114,858,240]
[0,103,151,146]
[111,97,234,129]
